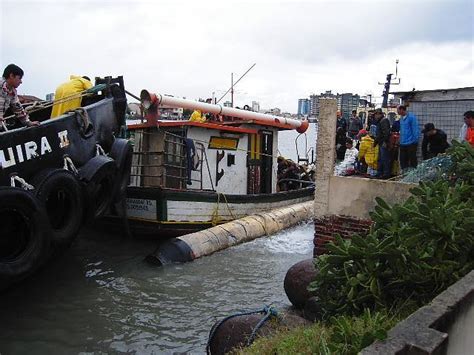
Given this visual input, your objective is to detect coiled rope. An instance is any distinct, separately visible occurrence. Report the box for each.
[206,305,278,354]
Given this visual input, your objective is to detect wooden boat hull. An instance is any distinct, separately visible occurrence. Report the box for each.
[122,186,314,237]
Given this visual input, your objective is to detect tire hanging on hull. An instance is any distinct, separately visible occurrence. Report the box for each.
[79,155,117,221]
[109,138,133,202]
[32,169,84,251]
[0,187,51,289]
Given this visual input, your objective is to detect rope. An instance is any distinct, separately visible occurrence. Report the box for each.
[10,175,34,190]
[0,121,8,132]
[206,305,278,354]
[63,156,79,174]
[210,193,236,225]
[1,83,107,123]
[96,144,106,156]
[220,193,235,220]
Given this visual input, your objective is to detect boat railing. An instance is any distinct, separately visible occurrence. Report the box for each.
[129,131,209,190]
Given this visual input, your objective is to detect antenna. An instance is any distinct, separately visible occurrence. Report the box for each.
[216,63,256,106]
[378,59,401,108]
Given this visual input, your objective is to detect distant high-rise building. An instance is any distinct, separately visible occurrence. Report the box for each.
[339,93,360,119]
[297,98,310,116]
[310,90,337,117]
[252,101,260,112]
[46,93,55,101]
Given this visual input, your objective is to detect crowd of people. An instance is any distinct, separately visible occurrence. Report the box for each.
[334,107,474,178]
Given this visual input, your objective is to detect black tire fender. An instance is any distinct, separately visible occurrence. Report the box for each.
[79,155,117,220]
[0,187,51,288]
[32,169,84,250]
[109,138,133,202]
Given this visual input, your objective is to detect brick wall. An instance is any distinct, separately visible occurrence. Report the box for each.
[313,215,373,257]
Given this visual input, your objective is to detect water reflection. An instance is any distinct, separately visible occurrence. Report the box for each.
[0,222,314,354]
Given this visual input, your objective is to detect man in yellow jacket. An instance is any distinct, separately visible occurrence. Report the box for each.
[50,75,93,118]
[358,132,379,177]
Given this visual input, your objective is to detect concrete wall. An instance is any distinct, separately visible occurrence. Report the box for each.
[325,176,414,219]
[362,271,474,355]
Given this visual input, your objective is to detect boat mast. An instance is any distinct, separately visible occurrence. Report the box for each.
[379,59,400,108]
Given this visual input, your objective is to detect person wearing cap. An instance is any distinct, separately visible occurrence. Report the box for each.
[397,105,420,172]
[421,123,449,160]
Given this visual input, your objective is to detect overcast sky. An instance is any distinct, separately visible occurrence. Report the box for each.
[1,0,473,113]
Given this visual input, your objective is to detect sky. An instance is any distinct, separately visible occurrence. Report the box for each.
[1,0,473,113]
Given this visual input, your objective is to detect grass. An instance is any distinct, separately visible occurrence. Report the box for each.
[233,303,418,355]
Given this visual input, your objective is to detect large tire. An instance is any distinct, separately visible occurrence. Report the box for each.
[0,187,51,288]
[109,138,132,202]
[32,169,83,250]
[79,155,117,220]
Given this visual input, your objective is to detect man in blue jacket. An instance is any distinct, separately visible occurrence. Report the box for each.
[397,105,420,172]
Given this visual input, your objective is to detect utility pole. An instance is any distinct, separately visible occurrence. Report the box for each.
[231,73,234,107]
[379,59,400,108]
[216,63,256,105]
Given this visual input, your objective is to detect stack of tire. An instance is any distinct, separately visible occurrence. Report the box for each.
[0,138,132,290]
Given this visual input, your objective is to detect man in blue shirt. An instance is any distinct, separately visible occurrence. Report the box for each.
[397,105,420,172]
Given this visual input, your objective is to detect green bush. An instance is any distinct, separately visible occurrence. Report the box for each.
[309,142,474,317]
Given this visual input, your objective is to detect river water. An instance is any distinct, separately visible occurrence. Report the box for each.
[0,222,314,354]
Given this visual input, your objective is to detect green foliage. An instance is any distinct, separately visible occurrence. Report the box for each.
[238,307,411,355]
[447,140,474,186]
[309,145,474,317]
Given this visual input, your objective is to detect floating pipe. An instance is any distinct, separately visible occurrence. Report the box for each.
[140,90,309,133]
[145,200,314,266]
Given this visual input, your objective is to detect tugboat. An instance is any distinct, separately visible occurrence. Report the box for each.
[121,89,314,237]
[0,76,131,290]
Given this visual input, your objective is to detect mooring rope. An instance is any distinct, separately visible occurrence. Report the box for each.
[206,305,278,354]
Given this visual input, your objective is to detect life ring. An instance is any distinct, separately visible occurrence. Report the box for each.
[0,187,51,288]
[32,169,83,250]
[79,155,117,220]
[108,138,133,202]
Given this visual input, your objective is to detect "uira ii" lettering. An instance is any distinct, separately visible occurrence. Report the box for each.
[0,130,69,168]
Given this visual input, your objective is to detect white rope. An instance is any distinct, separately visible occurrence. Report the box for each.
[96,144,107,156]
[63,156,79,174]
[10,175,34,190]
[1,121,8,132]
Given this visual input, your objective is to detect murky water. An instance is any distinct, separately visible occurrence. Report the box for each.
[278,121,318,163]
[0,222,314,354]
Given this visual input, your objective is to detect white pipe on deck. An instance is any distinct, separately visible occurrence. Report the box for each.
[149,92,309,133]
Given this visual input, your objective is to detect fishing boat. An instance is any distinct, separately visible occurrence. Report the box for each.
[121,90,315,237]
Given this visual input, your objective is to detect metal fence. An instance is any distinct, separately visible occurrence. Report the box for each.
[409,100,474,159]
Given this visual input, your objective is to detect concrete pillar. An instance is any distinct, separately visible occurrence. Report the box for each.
[313,98,337,218]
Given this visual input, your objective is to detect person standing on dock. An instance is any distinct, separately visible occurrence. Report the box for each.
[0,64,39,129]
[374,108,392,179]
[348,110,363,139]
[398,105,420,172]
[463,111,474,147]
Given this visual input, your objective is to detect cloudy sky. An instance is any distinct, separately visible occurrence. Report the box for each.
[1,0,473,113]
